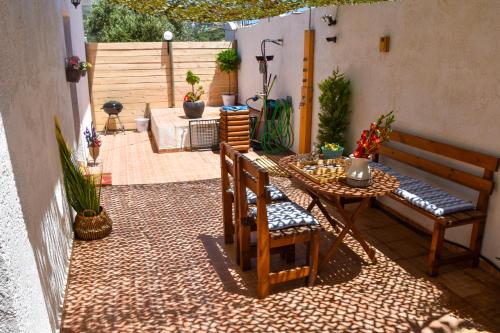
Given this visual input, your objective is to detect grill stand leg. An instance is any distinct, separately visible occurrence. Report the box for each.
[115,114,125,134]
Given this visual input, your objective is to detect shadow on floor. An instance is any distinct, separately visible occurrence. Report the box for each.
[60,178,500,332]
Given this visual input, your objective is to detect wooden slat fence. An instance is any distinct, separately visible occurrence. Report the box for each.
[86,41,237,130]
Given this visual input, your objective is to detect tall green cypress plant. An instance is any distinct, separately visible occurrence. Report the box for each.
[316,69,351,151]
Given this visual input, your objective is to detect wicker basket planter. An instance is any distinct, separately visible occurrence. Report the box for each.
[74,207,112,240]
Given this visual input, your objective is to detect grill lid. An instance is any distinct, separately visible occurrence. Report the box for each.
[102,101,123,115]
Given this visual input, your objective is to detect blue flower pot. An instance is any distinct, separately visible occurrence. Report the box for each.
[321,146,344,159]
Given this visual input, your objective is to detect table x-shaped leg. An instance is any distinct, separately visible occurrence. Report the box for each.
[319,197,377,271]
[305,190,341,233]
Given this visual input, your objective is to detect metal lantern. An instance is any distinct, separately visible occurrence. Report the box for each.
[71,0,81,8]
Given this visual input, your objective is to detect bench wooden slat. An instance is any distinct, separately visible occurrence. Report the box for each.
[390,130,499,171]
[379,146,494,193]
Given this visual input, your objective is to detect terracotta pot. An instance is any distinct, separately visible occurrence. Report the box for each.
[74,207,112,240]
[89,145,100,163]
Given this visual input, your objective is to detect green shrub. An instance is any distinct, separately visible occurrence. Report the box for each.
[216,49,240,95]
[55,118,100,215]
[316,69,351,151]
[185,71,204,102]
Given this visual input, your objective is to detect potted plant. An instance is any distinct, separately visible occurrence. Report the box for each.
[55,117,112,240]
[346,111,395,187]
[216,49,241,106]
[84,124,101,166]
[183,70,205,118]
[66,56,92,83]
[321,143,344,159]
[316,69,351,153]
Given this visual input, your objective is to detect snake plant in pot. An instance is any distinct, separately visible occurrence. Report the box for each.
[55,117,112,240]
[183,70,205,118]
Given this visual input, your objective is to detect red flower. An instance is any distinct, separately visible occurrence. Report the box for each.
[352,111,395,158]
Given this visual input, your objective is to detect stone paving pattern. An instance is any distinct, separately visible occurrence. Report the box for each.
[61,174,500,332]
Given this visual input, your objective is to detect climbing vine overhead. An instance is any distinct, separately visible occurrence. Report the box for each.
[111,0,384,23]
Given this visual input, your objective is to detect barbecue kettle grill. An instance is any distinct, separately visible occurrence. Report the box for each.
[102,101,125,134]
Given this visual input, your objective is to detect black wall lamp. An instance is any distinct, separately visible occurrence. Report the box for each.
[71,0,81,8]
[326,36,337,43]
[322,14,337,26]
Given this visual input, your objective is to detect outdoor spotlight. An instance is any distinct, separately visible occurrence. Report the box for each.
[163,31,174,41]
[322,14,336,26]
[70,0,81,8]
[326,36,337,43]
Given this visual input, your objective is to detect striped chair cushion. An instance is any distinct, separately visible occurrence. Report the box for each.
[370,162,474,216]
[228,184,288,204]
[248,201,320,231]
[246,185,287,204]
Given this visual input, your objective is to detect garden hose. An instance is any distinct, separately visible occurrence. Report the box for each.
[260,98,294,154]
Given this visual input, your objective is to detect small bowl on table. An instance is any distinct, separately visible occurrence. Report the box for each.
[321,145,344,160]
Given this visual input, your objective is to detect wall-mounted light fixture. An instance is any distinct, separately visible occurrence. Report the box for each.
[70,0,81,8]
[380,36,390,52]
[322,14,337,26]
[326,36,337,43]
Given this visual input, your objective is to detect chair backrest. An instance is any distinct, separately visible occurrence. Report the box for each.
[377,130,499,212]
[220,142,240,193]
[237,155,271,235]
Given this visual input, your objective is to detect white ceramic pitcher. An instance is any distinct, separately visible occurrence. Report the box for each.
[347,156,372,180]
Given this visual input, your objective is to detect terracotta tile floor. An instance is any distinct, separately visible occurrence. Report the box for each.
[62,132,500,332]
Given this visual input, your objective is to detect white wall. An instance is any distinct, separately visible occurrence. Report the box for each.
[0,0,91,332]
[236,0,500,268]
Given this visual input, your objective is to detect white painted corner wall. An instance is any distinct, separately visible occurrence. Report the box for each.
[0,0,92,332]
[236,0,500,267]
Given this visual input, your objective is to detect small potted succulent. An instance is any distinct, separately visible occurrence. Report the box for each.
[216,49,241,106]
[66,56,92,83]
[183,70,205,118]
[347,111,395,187]
[321,143,344,159]
[84,124,101,166]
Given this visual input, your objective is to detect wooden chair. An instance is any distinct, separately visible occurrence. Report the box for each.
[237,154,321,298]
[374,130,499,276]
[220,142,239,245]
[220,143,290,269]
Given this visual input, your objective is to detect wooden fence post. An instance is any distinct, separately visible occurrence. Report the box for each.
[299,30,315,154]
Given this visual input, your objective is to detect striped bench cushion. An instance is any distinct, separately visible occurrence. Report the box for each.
[370,162,474,217]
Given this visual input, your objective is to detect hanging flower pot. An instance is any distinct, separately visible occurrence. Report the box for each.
[65,56,91,83]
[74,207,112,240]
[66,68,81,83]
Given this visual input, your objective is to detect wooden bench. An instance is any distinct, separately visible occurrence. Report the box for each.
[374,130,498,276]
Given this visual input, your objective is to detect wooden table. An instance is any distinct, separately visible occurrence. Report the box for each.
[279,155,400,270]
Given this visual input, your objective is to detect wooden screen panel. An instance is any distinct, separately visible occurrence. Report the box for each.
[87,41,238,130]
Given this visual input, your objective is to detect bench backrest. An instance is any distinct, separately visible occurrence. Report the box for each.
[377,130,499,212]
